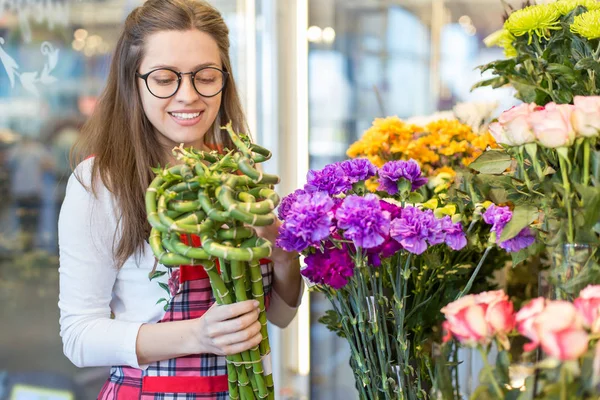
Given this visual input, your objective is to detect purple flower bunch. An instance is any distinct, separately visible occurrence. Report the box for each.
[483,204,536,253]
[390,206,467,255]
[378,160,428,195]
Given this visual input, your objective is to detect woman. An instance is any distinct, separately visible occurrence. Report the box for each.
[58,1,302,398]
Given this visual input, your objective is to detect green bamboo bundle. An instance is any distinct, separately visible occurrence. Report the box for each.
[145,122,279,400]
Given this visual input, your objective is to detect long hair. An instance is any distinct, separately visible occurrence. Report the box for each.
[71,0,248,267]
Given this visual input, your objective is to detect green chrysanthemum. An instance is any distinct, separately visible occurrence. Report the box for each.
[571,9,600,39]
[504,4,562,44]
[484,29,518,58]
[554,0,600,15]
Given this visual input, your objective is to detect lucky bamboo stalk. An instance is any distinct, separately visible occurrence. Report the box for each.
[145,122,280,399]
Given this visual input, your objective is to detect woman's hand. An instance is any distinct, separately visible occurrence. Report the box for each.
[192,300,262,356]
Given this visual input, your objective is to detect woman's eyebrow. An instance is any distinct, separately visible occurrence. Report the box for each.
[148,62,220,70]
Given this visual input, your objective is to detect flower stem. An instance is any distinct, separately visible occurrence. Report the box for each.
[517,149,534,191]
[456,246,492,300]
[560,364,568,400]
[558,156,575,244]
[478,346,504,399]
[584,139,590,186]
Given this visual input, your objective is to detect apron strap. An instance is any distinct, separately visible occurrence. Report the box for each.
[142,375,229,394]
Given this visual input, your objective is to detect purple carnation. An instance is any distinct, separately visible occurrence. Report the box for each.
[278,189,306,221]
[390,206,433,255]
[482,204,536,253]
[276,227,309,252]
[338,159,377,184]
[275,192,334,252]
[305,164,352,195]
[440,216,467,250]
[498,227,536,253]
[335,194,391,249]
[302,246,355,289]
[482,204,512,236]
[377,160,428,195]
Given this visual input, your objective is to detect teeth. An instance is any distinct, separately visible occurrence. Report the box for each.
[170,112,200,120]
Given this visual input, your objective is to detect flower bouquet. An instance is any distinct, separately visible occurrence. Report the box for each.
[145,123,278,400]
[476,0,600,105]
[438,285,600,400]
[277,158,536,399]
[468,97,600,299]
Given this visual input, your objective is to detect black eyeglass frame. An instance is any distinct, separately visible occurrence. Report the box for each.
[135,66,229,99]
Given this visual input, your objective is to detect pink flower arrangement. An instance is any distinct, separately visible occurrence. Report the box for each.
[442,285,600,362]
[490,97,599,148]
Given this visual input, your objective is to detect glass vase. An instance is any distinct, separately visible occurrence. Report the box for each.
[539,243,598,300]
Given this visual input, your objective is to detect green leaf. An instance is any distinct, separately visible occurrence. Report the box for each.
[499,205,539,242]
[318,310,346,338]
[407,191,424,204]
[155,297,167,305]
[554,90,573,104]
[158,282,171,295]
[511,249,530,267]
[574,183,600,230]
[489,189,509,205]
[469,151,512,174]
[546,63,575,76]
[471,76,509,91]
[148,270,167,281]
[574,57,600,75]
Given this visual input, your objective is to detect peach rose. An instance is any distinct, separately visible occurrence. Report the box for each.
[573,96,600,137]
[529,103,576,148]
[490,103,536,146]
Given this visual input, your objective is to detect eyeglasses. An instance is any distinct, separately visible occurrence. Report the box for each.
[136,67,228,99]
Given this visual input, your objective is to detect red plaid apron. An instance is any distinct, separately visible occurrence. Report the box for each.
[98,235,273,400]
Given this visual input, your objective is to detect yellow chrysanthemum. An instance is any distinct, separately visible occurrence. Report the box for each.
[571,9,600,39]
[554,0,600,15]
[348,116,492,177]
[346,116,416,162]
[484,29,518,58]
[504,4,562,44]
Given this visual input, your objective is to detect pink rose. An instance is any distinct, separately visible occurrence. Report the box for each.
[168,269,181,297]
[523,300,589,361]
[573,96,600,137]
[491,103,537,146]
[574,284,600,332]
[515,297,546,352]
[529,102,576,148]
[441,290,515,348]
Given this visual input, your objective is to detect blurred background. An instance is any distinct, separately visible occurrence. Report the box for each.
[0,0,520,398]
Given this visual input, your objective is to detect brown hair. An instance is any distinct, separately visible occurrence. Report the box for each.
[72,0,248,267]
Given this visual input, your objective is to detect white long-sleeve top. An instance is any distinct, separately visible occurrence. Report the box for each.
[58,158,301,369]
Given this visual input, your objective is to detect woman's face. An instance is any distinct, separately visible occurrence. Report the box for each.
[138,29,223,153]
